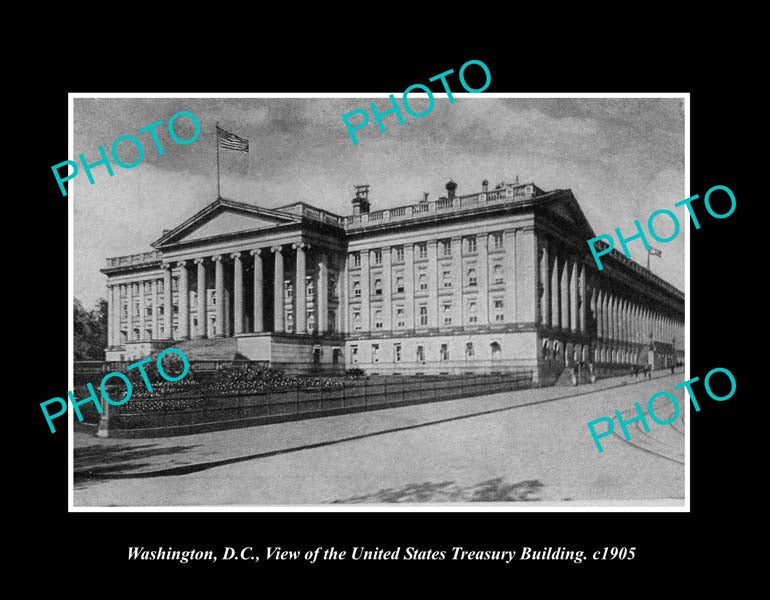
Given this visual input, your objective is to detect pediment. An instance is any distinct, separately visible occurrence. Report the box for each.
[539,191,596,240]
[153,199,300,248]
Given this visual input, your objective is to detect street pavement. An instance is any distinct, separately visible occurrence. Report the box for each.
[73,371,685,506]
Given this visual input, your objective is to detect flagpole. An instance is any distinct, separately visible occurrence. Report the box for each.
[647,249,650,271]
[215,122,221,199]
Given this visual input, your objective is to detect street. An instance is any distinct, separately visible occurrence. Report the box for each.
[74,373,685,506]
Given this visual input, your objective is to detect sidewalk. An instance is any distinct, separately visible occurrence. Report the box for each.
[74,370,677,480]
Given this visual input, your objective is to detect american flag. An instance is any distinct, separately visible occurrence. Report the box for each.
[217,126,249,152]
[648,247,662,257]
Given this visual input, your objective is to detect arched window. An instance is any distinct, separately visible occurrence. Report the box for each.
[490,342,502,360]
[542,339,550,360]
[553,340,560,360]
[493,264,503,284]
[419,273,428,291]
[465,342,474,358]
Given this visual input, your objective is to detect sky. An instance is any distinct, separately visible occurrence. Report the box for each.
[73,96,685,308]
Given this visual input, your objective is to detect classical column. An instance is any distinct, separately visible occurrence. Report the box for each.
[427,240,438,328]
[194,258,207,339]
[381,246,391,331]
[163,264,173,339]
[136,281,145,340]
[213,255,224,337]
[560,255,570,330]
[341,253,349,334]
[596,290,603,339]
[106,285,114,347]
[404,243,414,330]
[450,237,462,327]
[231,252,243,335]
[569,260,578,333]
[540,241,550,326]
[127,281,135,341]
[177,261,190,340]
[293,243,307,334]
[318,253,328,333]
[551,253,560,328]
[477,233,489,325]
[272,246,284,332]
[505,229,517,322]
[360,249,370,332]
[579,264,587,333]
[250,249,263,333]
[151,278,159,339]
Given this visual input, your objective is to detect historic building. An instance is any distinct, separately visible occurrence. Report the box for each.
[101,179,685,383]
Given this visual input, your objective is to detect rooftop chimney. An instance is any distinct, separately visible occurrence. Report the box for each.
[421,192,429,203]
[445,179,457,200]
[352,184,370,215]
[482,179,488,193]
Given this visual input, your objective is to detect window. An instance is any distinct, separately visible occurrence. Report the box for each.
[440,343,449,361]
[394,343,402,362]
[146,306,152,316]
[353,311,362,331]
[443,302,452,325]
[466,342,475,358]
[467,268,477,287]
[419,305,428,327]
[374,278,382,295]
[493,264,503,284]
[328,275,336,300]
[307,313,315,331]
[133,302,140,317]
[417,242,427,259]
[373,249,382,265]
[416,345,425,362]
[285,282,293,298]
[353,280,361,298]
[396,306,405,328]
[158,281,164,293]
[396,275,404,293]
[158,306,164,316]
[328,312,336,332]
[395,246,404,262]
[419,272,428,291]
[372,343,380,362]
[466,236,477,253]
[122,304,128,318]
[351,345,359,363]
[172,278,178,291]
[442,270,452,288]
[492,232,504,250]
[306,279,314,297]
[494,298,504,322]
[491,342,502,360]
[440,239,452,256]
[374,309,383,329]
[352,252,361,267]
[468,301,478,323]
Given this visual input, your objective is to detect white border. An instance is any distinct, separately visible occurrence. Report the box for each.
[68,92,690,513]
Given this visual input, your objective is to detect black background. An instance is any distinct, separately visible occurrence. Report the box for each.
[25,34,746,586]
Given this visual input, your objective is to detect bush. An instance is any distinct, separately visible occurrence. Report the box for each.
[345,368,366,377]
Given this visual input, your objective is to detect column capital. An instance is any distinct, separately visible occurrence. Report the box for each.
[230,252,242,260]
[271,245,283,253]
[162,262,174,270]
[292,242,310,251]
[193,257,205,265]
[249,248,262,257]
[212,254,224,262]
[176,260,188,267]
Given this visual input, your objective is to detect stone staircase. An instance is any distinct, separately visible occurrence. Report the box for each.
[173,337,240,361]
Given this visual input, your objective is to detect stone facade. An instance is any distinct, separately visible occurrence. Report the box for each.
[101,180,685,380]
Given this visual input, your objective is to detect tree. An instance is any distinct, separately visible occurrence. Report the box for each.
[73,297,109,359]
